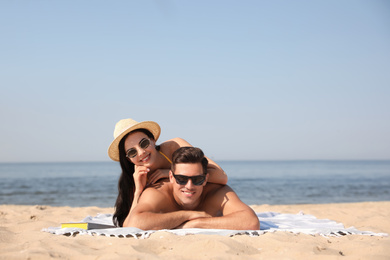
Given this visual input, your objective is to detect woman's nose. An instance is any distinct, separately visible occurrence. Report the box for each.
[136,146,146,156]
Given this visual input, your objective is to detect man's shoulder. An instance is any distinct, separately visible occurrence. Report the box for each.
[148,178,171,190]
[141,181,172,202]
[203,183,234,197]
[198,184,236,214]
[145,180,171,193]
[204,183,232,191]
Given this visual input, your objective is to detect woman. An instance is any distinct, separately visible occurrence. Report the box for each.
[108,118,228,227]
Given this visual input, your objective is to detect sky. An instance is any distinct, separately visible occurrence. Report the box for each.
[1,0,389,163]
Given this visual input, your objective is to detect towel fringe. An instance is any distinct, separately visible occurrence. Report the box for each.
[42,212,388,239]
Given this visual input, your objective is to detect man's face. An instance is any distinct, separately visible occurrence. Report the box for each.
[169,163,208,210]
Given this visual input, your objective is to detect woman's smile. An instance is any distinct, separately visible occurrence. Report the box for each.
[139,153,150,163]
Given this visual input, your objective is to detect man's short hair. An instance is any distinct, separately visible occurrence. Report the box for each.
[171,147,208,175]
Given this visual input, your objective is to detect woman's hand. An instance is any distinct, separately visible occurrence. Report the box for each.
[147,169,170,186]
[133,165,150,192]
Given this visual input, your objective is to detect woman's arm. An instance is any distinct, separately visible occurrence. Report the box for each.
[204,156,228,185]
[122,165,149,226]
[162,137,228,185]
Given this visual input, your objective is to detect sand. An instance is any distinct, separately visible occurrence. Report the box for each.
[0,201,389,260]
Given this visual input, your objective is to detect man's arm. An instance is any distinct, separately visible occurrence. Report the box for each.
[180,185,260,230]
[124,187,211,230]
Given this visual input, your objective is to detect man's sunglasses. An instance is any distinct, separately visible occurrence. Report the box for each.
[126,138,151,158]
[172,173,206,186]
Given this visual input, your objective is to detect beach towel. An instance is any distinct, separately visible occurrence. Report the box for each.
[43,212,388,239]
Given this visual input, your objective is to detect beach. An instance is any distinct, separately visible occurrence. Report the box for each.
[1,201,389,259]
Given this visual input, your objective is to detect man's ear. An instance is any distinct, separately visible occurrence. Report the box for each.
[169,170,175,184]
[204,173,210,186]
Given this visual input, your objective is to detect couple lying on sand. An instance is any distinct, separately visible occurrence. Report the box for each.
[108,118,260,230]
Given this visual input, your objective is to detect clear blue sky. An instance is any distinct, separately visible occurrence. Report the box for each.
[1,1,389,162]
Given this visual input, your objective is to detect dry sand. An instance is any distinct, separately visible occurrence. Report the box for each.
[1,201,389,259]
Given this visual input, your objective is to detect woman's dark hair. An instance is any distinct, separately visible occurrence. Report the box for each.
[112,129,158,227]
[171,147,208,175]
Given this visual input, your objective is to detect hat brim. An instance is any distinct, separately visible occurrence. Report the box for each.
[108,121,161,161]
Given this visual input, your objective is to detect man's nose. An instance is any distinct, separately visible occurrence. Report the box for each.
[185,179,194,188]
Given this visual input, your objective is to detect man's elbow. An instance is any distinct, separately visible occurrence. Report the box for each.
[231,210,260,230]
[123,218,136,228]
[125,214,163,230]
[123,214,144,229]
[249,217,260,230]
[244,212,260,230]
[125,220,150,230]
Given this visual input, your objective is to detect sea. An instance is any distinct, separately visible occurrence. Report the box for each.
[0,160,389,207]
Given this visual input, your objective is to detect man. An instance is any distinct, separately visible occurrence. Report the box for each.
[125,147,260,230]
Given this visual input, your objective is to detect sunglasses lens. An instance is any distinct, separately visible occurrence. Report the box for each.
[173,175,206,186]
[126,138,150,158]
[174,175,188,185]
[192,176,206,185]
[140,138,150,149]
[126,149,137,158]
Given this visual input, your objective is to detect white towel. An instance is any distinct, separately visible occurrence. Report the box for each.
[42,212,388,239]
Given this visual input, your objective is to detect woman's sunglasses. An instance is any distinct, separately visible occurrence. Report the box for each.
[172,173,206,186]
[126,138,151,158]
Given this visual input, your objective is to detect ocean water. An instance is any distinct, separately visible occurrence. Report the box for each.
[0,160,389,207]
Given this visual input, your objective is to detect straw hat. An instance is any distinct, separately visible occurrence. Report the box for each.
[108,118,161,161]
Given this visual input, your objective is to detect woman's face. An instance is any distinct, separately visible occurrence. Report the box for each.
[124,131,156,166]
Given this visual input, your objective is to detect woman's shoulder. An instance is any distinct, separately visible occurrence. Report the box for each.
[163,137,190,145]
[159,137,192,155]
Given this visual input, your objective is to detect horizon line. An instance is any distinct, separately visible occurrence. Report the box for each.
[1,159,390,164]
